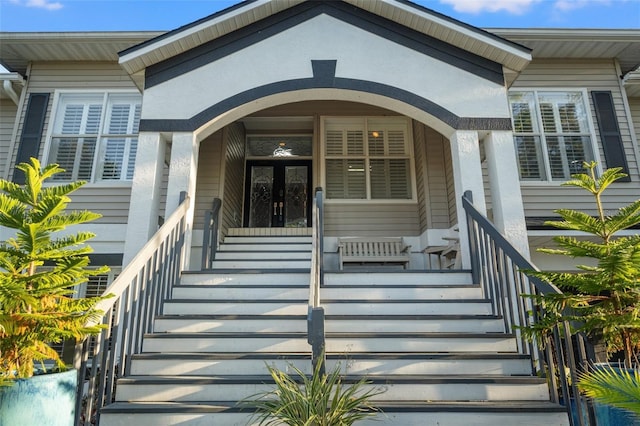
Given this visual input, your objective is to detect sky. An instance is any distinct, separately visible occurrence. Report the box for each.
[0,0,639,33]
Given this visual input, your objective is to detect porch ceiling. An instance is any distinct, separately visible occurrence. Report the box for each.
[118,0,532,78]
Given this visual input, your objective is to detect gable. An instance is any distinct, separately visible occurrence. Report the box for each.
[138,2,516,134]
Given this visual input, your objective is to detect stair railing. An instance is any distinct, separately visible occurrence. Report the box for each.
[462,190,594,426]
[74,193,190,426]
[201,197,222,270]
[308,187,325,374]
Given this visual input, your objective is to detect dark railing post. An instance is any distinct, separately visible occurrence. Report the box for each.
[308,307,326,376]
[461,190,598,426]
[201,198,222,270]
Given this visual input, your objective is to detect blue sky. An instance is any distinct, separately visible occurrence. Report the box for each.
[0,0,639,32]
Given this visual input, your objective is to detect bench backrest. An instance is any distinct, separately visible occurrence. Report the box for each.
[339,237,407,257]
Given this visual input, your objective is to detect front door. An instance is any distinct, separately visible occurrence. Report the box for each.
[244,160,312,228]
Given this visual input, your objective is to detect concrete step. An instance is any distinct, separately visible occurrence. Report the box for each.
[142,332,517,353]
[218,243,311,252]
[114,375,550,402]
[322,299,493,315]
[154,314,505,334]
[170,284,483,301]
[324,271,473,286]
[128,353,532,376]
[222,236,312,244]
[180,271,308,286]
[171,285,308,300]
[162,299,490,316]
[208,259,311,269]
[142,332,310,353]
[162,300,307,315]
[214,251,311,260]
[100,401,569,426]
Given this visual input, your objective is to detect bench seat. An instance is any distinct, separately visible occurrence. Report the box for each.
[337,237,411,270]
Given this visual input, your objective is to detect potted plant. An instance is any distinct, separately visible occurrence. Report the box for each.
[0,158,110,426]
[524,161,640,422]
[243,358,384,425]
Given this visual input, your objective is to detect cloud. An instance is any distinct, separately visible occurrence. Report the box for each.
[439,0,542,15]
[8,0,63,11]
[553,0,624,12]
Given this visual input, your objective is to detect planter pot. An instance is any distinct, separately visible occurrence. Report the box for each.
[0,368,78,426]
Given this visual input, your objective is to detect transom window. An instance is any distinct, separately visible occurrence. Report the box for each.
[47,92,141,182]
[509,90,595,182]
[323,117,413,200]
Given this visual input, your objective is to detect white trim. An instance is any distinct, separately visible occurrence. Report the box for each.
[42,89,142,183]
[615,60,640,177]
[509,87,603,182]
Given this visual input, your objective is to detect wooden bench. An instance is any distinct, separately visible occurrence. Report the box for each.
[337,237,411,270]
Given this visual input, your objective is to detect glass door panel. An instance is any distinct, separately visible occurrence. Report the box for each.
[248,166,274,228]
[244,161,311,228]
[284,165,308,228]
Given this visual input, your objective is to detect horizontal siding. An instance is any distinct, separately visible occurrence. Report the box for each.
[424,126,452,229]
[0,99,18,178]
[10,61,139,223]
[512,59,640,217]
[324,203,420,236]
[221,123,246,235]
[194,131,224,229]
[67,186,132,224]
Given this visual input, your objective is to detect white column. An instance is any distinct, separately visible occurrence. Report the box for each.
[165,132,199,270]
[484,131,530,258]
[123,132,166,266]
[449,130,485,269]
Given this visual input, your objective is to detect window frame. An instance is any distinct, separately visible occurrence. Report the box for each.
[508,88,602,186]
[320,116,417,203]
[42,90,142,186]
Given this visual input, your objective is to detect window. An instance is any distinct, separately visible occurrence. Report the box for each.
[47,92,141,182]
[509,91,595,182]
[323,117,413,200]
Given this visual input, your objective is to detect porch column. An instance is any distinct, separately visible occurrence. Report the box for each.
[483,131,530,258]
[449,130,485,269]
[123,132,166,265]
[165,132,199,270]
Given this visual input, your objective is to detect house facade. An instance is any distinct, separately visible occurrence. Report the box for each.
[2,0,639,276]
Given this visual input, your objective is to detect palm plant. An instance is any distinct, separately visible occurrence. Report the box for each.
[578,364,640,417]
[244,359,384,425]
[0,158,110,380]
[525,161,640,367]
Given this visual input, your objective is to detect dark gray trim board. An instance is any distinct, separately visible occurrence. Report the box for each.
[139,63,512,133]
[143,0,504,89]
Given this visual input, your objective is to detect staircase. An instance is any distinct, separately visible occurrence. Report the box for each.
[99,233,569,426]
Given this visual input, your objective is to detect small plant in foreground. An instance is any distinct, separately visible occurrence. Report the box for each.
[243,359,384,425]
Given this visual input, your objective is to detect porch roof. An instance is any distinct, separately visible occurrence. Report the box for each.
[118,0,533,79]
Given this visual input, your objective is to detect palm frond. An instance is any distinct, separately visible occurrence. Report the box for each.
[578,365,640,416]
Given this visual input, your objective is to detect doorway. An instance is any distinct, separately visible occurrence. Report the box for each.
[243,160,312,228]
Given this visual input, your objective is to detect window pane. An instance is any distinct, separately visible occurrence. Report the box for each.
[108,104,132,134]
[101,138,126,180]
[368,130,385,155]
[370,159,411,199]
[346,130,364,155]
[49,137,96,181]
[326,159,366,199]
[509,92,538,133]
[538,92,589,133]
[325,130,344,156]
[546,136,566,180]
[539,103,557,133]
[387,130,406,155]
[514,135,546,180]
[127,138,138,180]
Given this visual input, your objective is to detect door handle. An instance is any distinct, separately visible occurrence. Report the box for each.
[273,202,278,216]
[279,201,283,216]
